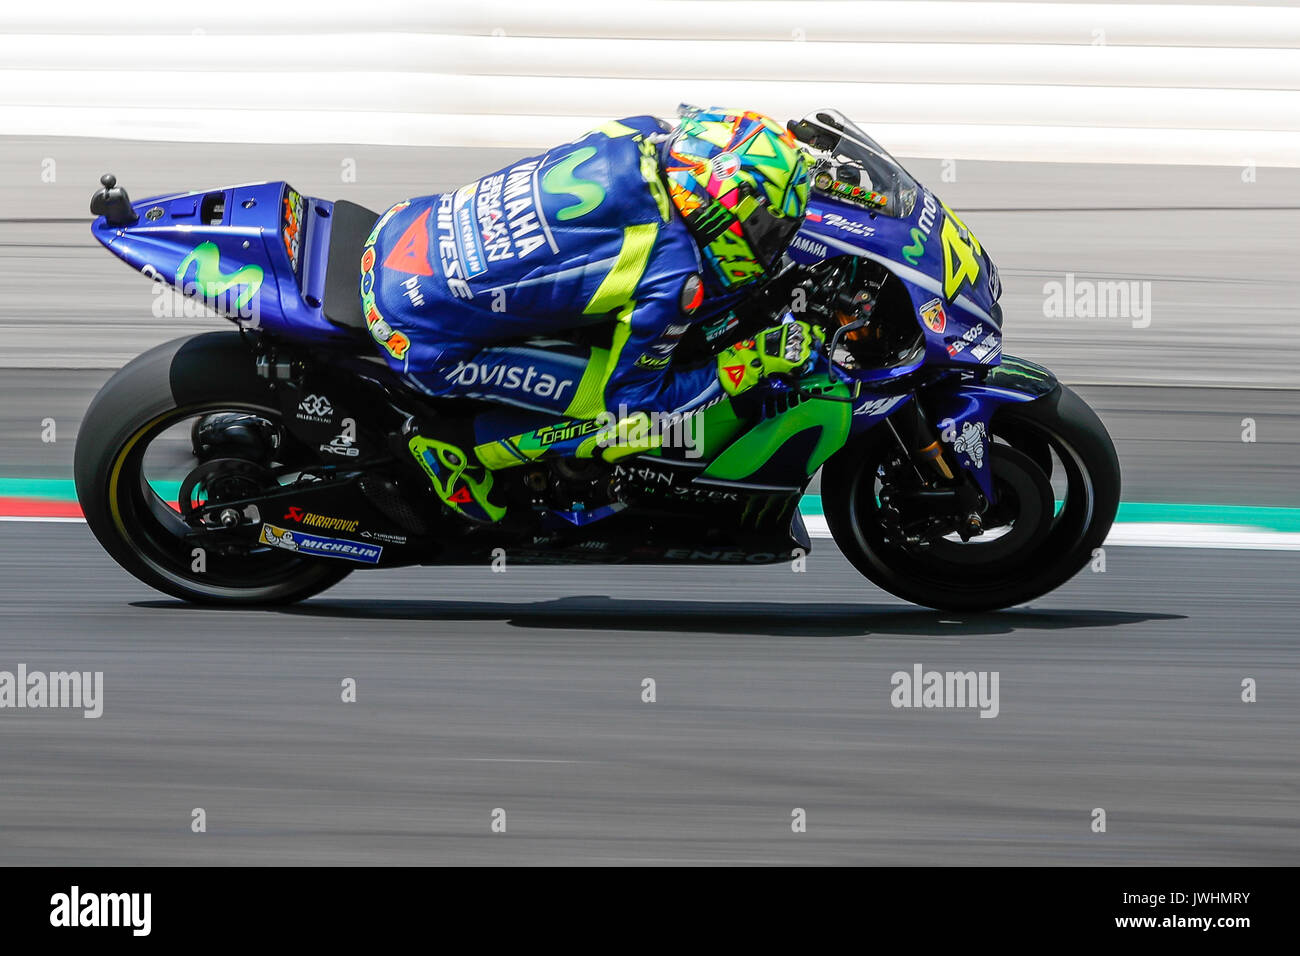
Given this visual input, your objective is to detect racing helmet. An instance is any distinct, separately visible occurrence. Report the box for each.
[662,107,810,290]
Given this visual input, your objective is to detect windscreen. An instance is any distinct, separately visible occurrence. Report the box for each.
[788,109,920,219]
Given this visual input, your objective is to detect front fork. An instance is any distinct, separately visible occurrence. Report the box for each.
[877,357,1061,539]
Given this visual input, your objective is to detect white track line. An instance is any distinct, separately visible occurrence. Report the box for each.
[801,515,1300,551]
[0,516,86,523]
[1103,522,1300,551]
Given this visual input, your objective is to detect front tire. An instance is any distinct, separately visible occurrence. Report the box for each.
[74,333,353,605]
[823,385,1120,612]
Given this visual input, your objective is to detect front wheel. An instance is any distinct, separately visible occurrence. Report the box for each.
[822,385,1120,612]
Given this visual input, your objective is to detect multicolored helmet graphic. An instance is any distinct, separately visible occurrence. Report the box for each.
[663,107,810,290]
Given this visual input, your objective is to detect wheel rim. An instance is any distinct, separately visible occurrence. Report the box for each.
[924,445,1055,565]
[107,402,338,598]
[846,413,1099,595]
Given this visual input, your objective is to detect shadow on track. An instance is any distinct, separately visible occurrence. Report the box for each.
[132,596,1183,638]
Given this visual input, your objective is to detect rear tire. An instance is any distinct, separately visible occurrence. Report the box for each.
[74,333,353,605]
[823,385,1120,612]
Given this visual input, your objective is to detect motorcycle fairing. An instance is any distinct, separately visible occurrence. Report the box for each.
[914,355,1061,501]
[702,370,852,484]
[91,181,356,348]
[792,189,1003,372]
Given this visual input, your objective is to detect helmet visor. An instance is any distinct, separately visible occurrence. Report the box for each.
[740,195,805,272]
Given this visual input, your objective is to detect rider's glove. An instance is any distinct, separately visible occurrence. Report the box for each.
[716,320,824,396]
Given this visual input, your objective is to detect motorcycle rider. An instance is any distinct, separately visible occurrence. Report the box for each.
[361,107,818,523]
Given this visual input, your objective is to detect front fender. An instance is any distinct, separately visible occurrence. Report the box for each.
[978,353,1060,400]
[920,355,1061,500]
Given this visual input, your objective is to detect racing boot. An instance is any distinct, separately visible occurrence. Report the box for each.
[406,431,507,524]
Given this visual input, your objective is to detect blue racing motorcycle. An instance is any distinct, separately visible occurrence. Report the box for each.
[75,109,1119,611]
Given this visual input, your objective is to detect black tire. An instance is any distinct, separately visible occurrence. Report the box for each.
[74,332,353,605]
[823,385,1121,612]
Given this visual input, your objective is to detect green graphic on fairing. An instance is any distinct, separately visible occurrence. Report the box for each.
[541,147,606,222]
[902,227,926,265]
[473,398,749,472]
[702,373,853,482]
[738,492,799,530]
[679,399,746,460]
[175,241,264,310]
[470,370,848,483]
[982,354,1058,397]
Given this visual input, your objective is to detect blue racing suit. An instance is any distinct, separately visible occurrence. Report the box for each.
[360,116,729,423]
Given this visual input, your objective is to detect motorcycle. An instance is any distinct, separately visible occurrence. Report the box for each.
[75,108,1119,612]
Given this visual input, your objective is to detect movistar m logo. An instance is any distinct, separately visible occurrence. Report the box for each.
[175,241,264,310]
[541,147,605,222]
[901,191,939,266]
[902,228,926,265]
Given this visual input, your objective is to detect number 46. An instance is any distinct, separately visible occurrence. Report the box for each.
[940,203,983,300]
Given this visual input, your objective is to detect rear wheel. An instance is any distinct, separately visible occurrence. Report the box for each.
[823,385,1120,611]
[74,333,352,605]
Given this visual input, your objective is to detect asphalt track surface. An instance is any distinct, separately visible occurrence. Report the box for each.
[1,524,1296,865]
[0,137,1297,865]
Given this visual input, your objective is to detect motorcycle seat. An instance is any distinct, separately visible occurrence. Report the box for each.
[322,200,380,333]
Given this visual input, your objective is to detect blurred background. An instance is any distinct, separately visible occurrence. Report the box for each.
[3,0,1299,386]
[0,1,1296,866]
